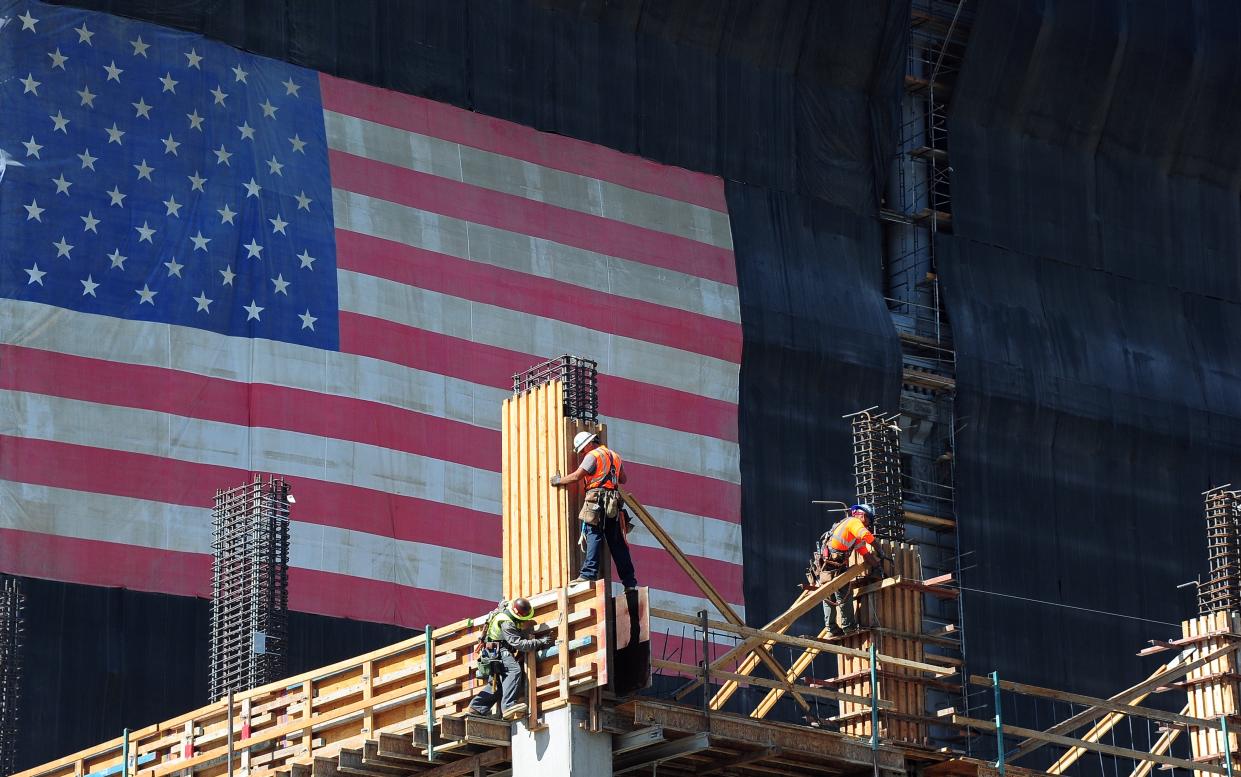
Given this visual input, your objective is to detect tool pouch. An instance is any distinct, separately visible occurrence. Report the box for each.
[475,642,501,679]
[579,489,604,526]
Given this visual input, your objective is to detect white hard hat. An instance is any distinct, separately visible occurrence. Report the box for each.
[573,431,597,453]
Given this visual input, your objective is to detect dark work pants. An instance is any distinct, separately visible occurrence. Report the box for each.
[468,649,524,715]
[578,512,638,588]
[823,579,857,631]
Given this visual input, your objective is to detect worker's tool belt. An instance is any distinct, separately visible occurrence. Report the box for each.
[580,487,621,527]
[476,642,502,678]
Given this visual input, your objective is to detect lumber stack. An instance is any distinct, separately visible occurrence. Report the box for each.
[14,583,609,777]
[500,379,605,598]
[836,541,927,744]
[1182,610,1241,776]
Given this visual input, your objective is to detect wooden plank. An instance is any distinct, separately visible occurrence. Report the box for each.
[651,609,954,677]
[951,715,1226,775]
[501,397,512,599]
[652,660,891,708]
[557,587,570,702]
[750,624,832,719]
[971,674,1215,730]
[415,748,509,777]
[1007,645,1240,762]
[536,384,550,593]
[677,572,865,704]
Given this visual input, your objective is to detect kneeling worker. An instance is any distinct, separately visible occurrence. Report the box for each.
[468,598,554,718]
[551,432,638,591]
[821,504,885,637]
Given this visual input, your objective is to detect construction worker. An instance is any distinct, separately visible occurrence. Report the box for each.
[821,504,885,637]
[550,431,639,591]
[468,597,553,719]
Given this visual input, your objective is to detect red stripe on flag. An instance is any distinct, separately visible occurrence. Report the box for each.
[329,150,737,286]
[319,74,729,213]
[339,311,740,446]
[0,436,500,554]
[335,230,742,364]
[1,437,746,602]
[1,346,739,523]
[0,344,497,470]
[0,528,212,597]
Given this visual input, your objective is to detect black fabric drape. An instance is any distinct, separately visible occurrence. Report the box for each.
[944,0,1241,720]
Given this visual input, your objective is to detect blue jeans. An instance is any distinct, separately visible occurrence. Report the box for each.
[578,509,637,588]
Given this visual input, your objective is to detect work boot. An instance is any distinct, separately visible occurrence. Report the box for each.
[841,622,859,633]
[501,703,528,720]
[569,577,592,585]
[827,626,845,638]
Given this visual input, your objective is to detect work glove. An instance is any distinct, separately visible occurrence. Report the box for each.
[550,474,563,487]
[539,635,555,649]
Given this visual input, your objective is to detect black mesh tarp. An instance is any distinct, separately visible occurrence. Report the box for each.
[943,0,1241,704]
[17,579,411,771]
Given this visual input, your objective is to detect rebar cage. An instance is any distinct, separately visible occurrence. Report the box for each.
[512,354,599,423]
[0,576,23,777]
[209,475,291,702]
[1200,486,1241,615]
[851,409,906,541]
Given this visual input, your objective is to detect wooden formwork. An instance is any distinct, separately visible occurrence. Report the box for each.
[1182,610,1241,776]
[500,380,604,599]
[14,583,609,777]
[836,541,928,744]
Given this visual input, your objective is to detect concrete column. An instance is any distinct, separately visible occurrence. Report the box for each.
[512,705,611,777]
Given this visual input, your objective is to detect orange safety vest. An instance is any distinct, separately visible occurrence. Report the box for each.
[825,516,875,556]
[583,446,622,490]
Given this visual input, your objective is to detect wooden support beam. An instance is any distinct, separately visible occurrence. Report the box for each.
[415,748,509,777]
[969,675,1215,730]
[672,566,868,704]
[1007,646,1238,762]
[951,715,1226,775]
[623,491,815,713]
[652,659,892,708]
[652,608,956,677]
[751,626,831,719]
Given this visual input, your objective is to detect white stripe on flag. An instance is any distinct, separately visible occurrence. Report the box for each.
[323,111,735,251]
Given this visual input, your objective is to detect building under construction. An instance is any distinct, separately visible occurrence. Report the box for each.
[3,0,1241,776]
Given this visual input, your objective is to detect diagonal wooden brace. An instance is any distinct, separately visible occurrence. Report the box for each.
[673,563,867,707]
[622,490,827,712]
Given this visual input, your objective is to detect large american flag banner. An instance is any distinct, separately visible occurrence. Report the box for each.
[0,2,742,640]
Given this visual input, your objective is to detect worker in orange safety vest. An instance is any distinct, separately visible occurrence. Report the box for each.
[821,503,885,636]
[550,431,638,591]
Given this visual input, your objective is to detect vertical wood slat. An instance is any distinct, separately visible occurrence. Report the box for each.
[836,542,927,743]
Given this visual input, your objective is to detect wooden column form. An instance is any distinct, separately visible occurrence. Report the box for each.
[501,379,605,599]
[835,541,927,744]
[1183,610,1241,777]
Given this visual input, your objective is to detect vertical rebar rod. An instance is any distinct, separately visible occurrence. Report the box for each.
[1223,715,1234,777]
[993,671,1005,777]
[699,609,710,721]
[870,641,880,751]
[226,689,234,777]
[425,625,436,763]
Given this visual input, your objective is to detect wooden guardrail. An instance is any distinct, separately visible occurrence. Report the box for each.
[15,583,609,777]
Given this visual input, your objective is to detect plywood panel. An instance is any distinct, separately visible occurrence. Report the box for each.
[836,542,928,744]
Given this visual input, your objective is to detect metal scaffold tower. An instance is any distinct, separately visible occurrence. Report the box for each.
[850,408,905,540]
[0,576,24,777]
[880,0,973,750]
[209,475,292,703]
[1199,485,1241,615]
